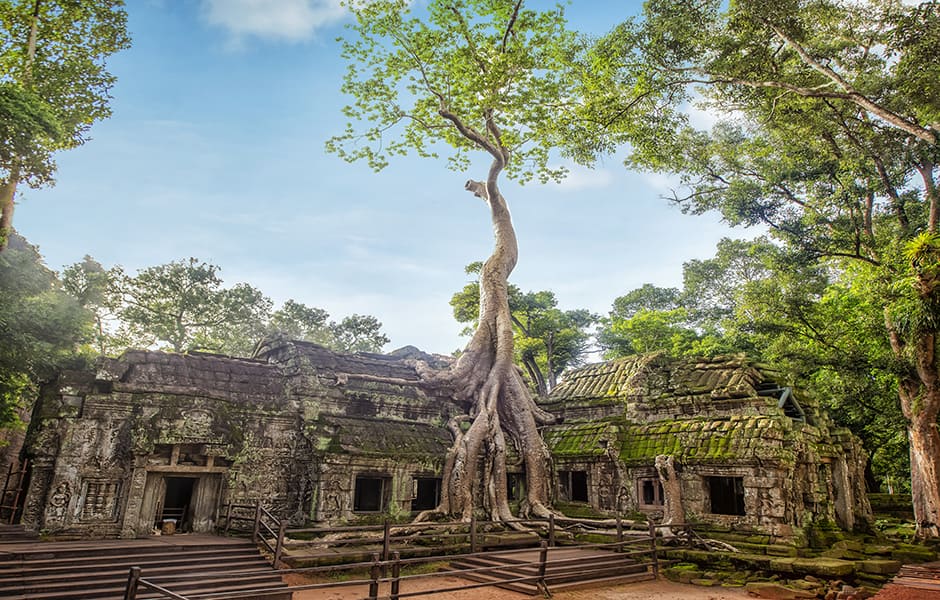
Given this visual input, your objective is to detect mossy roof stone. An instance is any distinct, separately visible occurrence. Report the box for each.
[544,353,778,421]
[543,422,619,457]
[312,416,452,458]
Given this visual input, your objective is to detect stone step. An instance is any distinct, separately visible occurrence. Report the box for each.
[0,535,289,600]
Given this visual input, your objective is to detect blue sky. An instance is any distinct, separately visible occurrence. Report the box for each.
[15,0,741,355]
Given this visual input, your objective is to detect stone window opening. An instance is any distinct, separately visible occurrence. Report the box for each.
[637,478,664,508]
[558,470,589,503]
[353,475,391,512]
[707,476,745,516]
[411,477,441,512]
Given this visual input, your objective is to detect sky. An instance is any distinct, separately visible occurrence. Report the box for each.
[14,0,744,356]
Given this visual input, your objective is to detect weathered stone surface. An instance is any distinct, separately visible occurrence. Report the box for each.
[770,557,856,577]
[18,342,872,542]
[857,559,901,575]
[542,353,873,538]
[745,582,818,599]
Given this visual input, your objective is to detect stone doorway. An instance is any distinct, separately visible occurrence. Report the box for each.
[134,444,229,536]
[140,472,222,535]
[158,476,195,532]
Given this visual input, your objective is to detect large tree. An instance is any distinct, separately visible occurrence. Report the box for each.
[329,0,588,521]
[112,258,273,356]
[0,232,89,427]
[451,262,597,396]
[585,0,940,536]
[0,0,129,250]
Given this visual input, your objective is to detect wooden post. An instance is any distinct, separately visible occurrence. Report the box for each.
[274,520,286,567]
[537,540,549,594]
[469,514,478,553]
[383,519,391,562]
[252,500,261,544]
[123,566,141,600]
[617,516,623,545]
[368,552,381,600]
[648,519,659,578]
[390,551,401,600]
[224,503,233,535]
[548,513,556,547]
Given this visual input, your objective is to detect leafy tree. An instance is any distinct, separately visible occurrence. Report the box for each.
[0,0,130,250]
[0,232,89,427]
[329,314,390,353]
[329,0,588,520]
[451,263,597,396]
[113,258,272,356]
[585,0,940,535]
[61,255,124,356]
[268,300,332,346]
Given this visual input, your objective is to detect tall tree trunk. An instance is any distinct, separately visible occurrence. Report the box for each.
[907,400,940,538]
[887,313,940,539]
[419,159,555,522]
[0,174,18,251]
[1,1,41,252]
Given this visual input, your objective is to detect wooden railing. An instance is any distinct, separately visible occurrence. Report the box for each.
[218,503,658,566]
[127,516,669,600]
[0,459,28,524]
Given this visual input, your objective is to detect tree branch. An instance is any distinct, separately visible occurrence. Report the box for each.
[765,22,936,145]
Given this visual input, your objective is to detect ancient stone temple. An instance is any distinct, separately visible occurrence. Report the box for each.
[15,341,870,540]
[19,338,458,537]
[539,353,872,538]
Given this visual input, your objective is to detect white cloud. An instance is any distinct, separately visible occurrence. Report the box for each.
[202,0,347,42]
[552,165,614,191]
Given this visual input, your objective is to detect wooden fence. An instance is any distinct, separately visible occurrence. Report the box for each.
[124,509,666,600]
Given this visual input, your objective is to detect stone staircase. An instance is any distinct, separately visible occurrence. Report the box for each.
[0,535,290,599]
[450,546,654,595]
[0,523,38,542]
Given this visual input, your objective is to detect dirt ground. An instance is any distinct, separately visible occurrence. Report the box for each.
[282,573,753,600]
[872,583,940,600]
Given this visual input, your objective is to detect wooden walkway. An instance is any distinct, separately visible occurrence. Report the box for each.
[450,546,654,595]
[891,561,940,591]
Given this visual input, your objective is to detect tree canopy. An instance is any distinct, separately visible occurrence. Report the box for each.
[0,232,89,427]
[584,0,940,536]
[0,0,130,250]
[329,0,592,521]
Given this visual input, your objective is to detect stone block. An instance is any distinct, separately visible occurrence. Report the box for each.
[745,582,818,599]
[857,559,901,575]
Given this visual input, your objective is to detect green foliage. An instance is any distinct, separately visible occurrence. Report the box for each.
[328,314,390,353]
[112,258,272,355]
[0,82,61,183]
[579,0,940,500]
[327,0,588,183]
[59,257,392,357]
[0,232,90,427]
[450,262,597,394]
[0,0,130,186]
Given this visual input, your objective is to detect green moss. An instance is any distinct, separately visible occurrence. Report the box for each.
[543,422,616,457]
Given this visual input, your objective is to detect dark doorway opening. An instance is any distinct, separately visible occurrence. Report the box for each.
[354,476,390,512]
[158,477,195,531]
[412,478,441,511]
[707,476,745,515]
[559,470,589,502]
